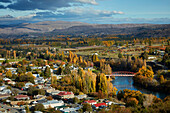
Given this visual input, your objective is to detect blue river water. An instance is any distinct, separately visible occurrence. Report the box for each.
[112,76,168,99]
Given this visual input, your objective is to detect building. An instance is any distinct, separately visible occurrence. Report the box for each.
[14,95,30,100]
[60,107,80,113]
[83,100,97,105]
[75,94,87,99]
[56,91,74,99]
[92,103,107,109]
[0,86,6,91]
[42,100,64,109]
[25,82,34,88]
[43,86,55,93]
[0,89,11,94]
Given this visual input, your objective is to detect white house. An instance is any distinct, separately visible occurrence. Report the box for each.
[60,107,80,113]
[0,89,11,94]
[0,86,6,91]
[32,74,40,78]
[42,100,64,109]
[75,94,87,99]
[25,82,34,88]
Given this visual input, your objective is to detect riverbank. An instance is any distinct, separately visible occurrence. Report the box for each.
[112,76,169,99]
[133,75,170,95]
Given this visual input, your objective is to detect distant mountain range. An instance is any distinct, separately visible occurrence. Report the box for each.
[0,20,170,38]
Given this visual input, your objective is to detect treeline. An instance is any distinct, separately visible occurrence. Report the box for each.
[52,68,117,98]
[93,56,146,72]
[133,66,170,94]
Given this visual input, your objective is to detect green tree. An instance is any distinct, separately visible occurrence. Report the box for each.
[34,103,45,112]
[44,66,51,78]
[73,97,80,104]
[25,105,30,113]
[140,51,148,60]
[27,86,38,96]
[118,52,123,58]
[82,103,92,112]
[38,89,45,95]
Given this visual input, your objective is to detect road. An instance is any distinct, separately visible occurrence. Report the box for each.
[0,103,20,113]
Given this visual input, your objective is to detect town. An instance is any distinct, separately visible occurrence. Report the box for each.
[0,36,169,113]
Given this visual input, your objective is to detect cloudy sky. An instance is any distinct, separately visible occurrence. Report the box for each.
[0,0,170,24]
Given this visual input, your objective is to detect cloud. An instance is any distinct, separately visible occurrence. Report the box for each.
[57,7,124,18]
[0,4,5,9]
[6,0,98,11]
[0,0,12,3]
[76,0,98,5]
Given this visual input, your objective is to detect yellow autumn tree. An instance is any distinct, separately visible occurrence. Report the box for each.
[6,70,12,78]
[137,66,154,78]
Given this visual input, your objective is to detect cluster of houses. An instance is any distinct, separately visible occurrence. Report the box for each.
[0,60,124,113]
[0,85,11,95]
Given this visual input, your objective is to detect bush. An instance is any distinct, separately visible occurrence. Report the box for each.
[82,103,92,112]
[34,103,45,112]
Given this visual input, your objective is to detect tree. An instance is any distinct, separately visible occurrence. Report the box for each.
[159,75,165,84]
[51,76,57,85]
[15,82,25,88]
[73,97,80,103]
[118,52,123,58]
[137,66,154,79]
[140,51,148,60]
[44,66,51,78]
[82,103,92,112]
[25,105,30,113]
[96,73,108,95]
[92,54,99,62]
[38,89,45,95]
[34,103,45,112]
[27,86,38,96]
[126,98,139,107]
[6,70,12,78]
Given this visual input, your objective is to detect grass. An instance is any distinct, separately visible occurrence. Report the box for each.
[0,58,25,63]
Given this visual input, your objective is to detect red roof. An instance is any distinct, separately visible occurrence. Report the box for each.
[58,91,73,96]
[94,103,107,107]
[14,95,29,99]
[84,100,96,103]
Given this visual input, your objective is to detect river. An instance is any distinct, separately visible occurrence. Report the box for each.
[112,76,168,99]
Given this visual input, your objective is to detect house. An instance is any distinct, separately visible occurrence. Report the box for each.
[56,91,74,99]
[148,56,157,60]
[75,94,87,99]
[34,111,43,113]
[105,101,118,105]
[0,94,10,99]
[32,74,40,78]
[60,107,80,113]
[92,103,107,109]
[43,86,55,93]
[14,95,30,100]
[0,86,6,91]
[3,78,11,82]
[36,85,44,89]
[51,90,61,96]
[7,80,16,85]
[84,100,97,105]
[0,89,11,94]
[0,108,7,113]
[34,77,45,84]
[42,100,64,109]
[25,82,34,88]
[84,67,93,70]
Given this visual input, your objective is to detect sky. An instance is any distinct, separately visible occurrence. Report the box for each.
[0,0,170,24]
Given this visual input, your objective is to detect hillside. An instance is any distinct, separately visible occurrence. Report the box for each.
[0,21,170,38]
